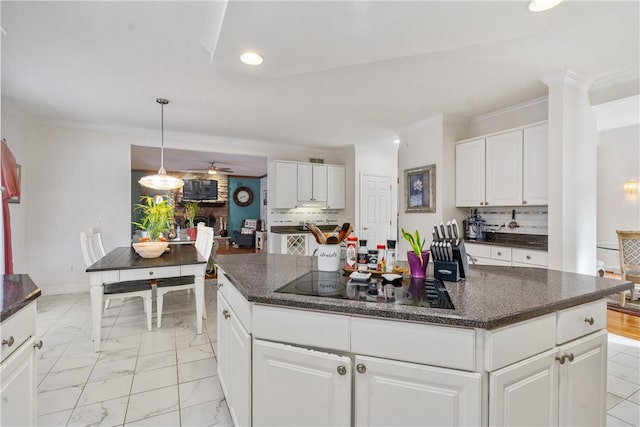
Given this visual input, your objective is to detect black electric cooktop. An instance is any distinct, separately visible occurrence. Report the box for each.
[275,271,455,310]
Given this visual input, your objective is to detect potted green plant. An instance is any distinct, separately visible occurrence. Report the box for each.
[184,201,199,240]
[401,228,430,278]
[132,195,174,258]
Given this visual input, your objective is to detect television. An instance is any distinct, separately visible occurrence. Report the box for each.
[182,179,218,201]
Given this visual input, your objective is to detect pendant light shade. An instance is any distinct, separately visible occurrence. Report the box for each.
[139,98,184,191]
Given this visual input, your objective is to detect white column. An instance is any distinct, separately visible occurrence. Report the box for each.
[544,71,598,274]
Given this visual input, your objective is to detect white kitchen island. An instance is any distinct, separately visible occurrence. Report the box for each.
[215,253,632,427]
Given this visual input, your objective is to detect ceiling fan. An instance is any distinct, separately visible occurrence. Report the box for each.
[187,161,234,175]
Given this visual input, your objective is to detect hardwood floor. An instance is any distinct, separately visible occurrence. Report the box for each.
[608,309,640,341]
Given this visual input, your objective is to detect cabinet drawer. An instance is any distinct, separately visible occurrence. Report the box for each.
[216,266,232,301]
[253,305,350,352]
[465,243,491,259]
[1,303,35,362]
[512,248,547,266]
[490,247,512,261]
[556,299,606,344]
[228,281,251,332]
[351,317,476,371]
[120,266,181,281]
[485,313,555,371]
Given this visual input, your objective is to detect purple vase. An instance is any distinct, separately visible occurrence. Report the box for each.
[407,251,429,278]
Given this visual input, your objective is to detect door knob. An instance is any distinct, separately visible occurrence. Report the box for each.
[2,336,14,347]
[33,340,43,349]
[363,227,368,231]
[584,317,594,326]
[555,355,566,364]
[566,353,574,363]
[223,309,230,319]
[337,365,347,375]
[356,363,366,374]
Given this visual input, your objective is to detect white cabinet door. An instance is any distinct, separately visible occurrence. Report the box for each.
[485,130,523,206]
[558,330,607,427]
[274,161,298,208]
[523,123,548,206]
[0,336,37,427]
[216,297,231,396]
[456,138,486,207]
[217,294,251,427]
[355,355,481,427]
[327,165,346,209]
[489,348,559,427]
[253,339,351,427]
[227,301,252,427]
[298,164,327,205]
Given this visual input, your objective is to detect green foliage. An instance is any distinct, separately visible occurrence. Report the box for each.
[133,196,175,240]
[184,201,199,228]
[401,228,426,265]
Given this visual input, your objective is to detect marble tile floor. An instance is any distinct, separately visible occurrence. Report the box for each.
[35,284,640,427]
[35,281,232,426]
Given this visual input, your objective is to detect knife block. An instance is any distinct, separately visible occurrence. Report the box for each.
[434,242,469,281]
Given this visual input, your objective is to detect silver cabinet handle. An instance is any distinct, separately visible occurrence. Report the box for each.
[555,355,566,364]
[148,271,154,276]
[584,317,594,326]
[566,353,574,363]
[337,365,347,375]
[33,340,43,350]
[223,309,230,319]
[218,283,224,289]
[523,200,528,205]
[526,255,531,260]
[497,251,502,256]
[356,363,366,374]
[2,336,14,347]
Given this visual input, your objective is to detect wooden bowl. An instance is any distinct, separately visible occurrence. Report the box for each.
[132,241,169,258]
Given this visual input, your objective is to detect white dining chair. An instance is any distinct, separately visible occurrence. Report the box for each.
[81,229,153,332]
[156,224,214,328]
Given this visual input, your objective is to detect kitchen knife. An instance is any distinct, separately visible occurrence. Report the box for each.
[447,242,453,262]
[446,221,453,241]
[439,222,447,241]
[433,224,441,242]
[451,219,459,240]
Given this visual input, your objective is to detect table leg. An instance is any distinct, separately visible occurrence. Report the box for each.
[90,286,103,352]
[194,272,204,335]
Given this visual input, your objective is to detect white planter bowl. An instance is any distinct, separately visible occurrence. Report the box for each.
[132,241,169,258]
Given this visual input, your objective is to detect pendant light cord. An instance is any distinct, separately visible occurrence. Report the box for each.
[160,101,164,169]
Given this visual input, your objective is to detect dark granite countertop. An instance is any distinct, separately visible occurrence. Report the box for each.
[1,274,41,322]
[466,233,548,251]
[215,253,631,330]
[270,225,340,234]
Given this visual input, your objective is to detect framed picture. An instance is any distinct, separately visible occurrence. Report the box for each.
[8,164,21,204]
[404,164,435,213]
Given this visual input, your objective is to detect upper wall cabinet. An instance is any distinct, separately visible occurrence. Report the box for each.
[273,161,345,209]
[455,123,548,207]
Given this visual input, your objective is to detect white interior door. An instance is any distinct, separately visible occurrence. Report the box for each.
[360,174,391,247]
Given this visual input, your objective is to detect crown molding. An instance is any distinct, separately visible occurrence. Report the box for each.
[593,94,640,131]
[542,69,592,90]
[590,68,640,93]
[470,96,548,124]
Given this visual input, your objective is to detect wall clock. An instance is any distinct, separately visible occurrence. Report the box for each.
[233,186,253,207]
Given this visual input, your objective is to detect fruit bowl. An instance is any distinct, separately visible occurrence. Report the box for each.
[132,241,169,258]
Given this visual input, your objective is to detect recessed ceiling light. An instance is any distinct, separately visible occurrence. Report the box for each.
[240,51,264,66]
[393,138,400,144]
[528,0,564,12]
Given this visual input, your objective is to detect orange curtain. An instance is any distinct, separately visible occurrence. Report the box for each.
[1,139,20,274]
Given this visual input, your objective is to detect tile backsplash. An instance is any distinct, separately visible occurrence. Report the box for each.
[472,206,548,236]
[269,208,341,228]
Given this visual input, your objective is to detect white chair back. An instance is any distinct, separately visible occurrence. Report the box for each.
[80,228,107,268]
[195,225,214,260]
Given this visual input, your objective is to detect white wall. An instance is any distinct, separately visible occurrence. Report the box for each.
[397,115,468,259]
[597,124,640,271]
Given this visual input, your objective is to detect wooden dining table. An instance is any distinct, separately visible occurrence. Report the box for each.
[86,244,207,352]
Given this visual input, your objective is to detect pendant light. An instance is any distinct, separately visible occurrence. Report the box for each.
[138,98,184,191]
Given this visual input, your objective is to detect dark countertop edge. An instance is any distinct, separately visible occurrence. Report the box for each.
[227,277,632,331]
[1,286,41,322]
[465,240,548,251]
